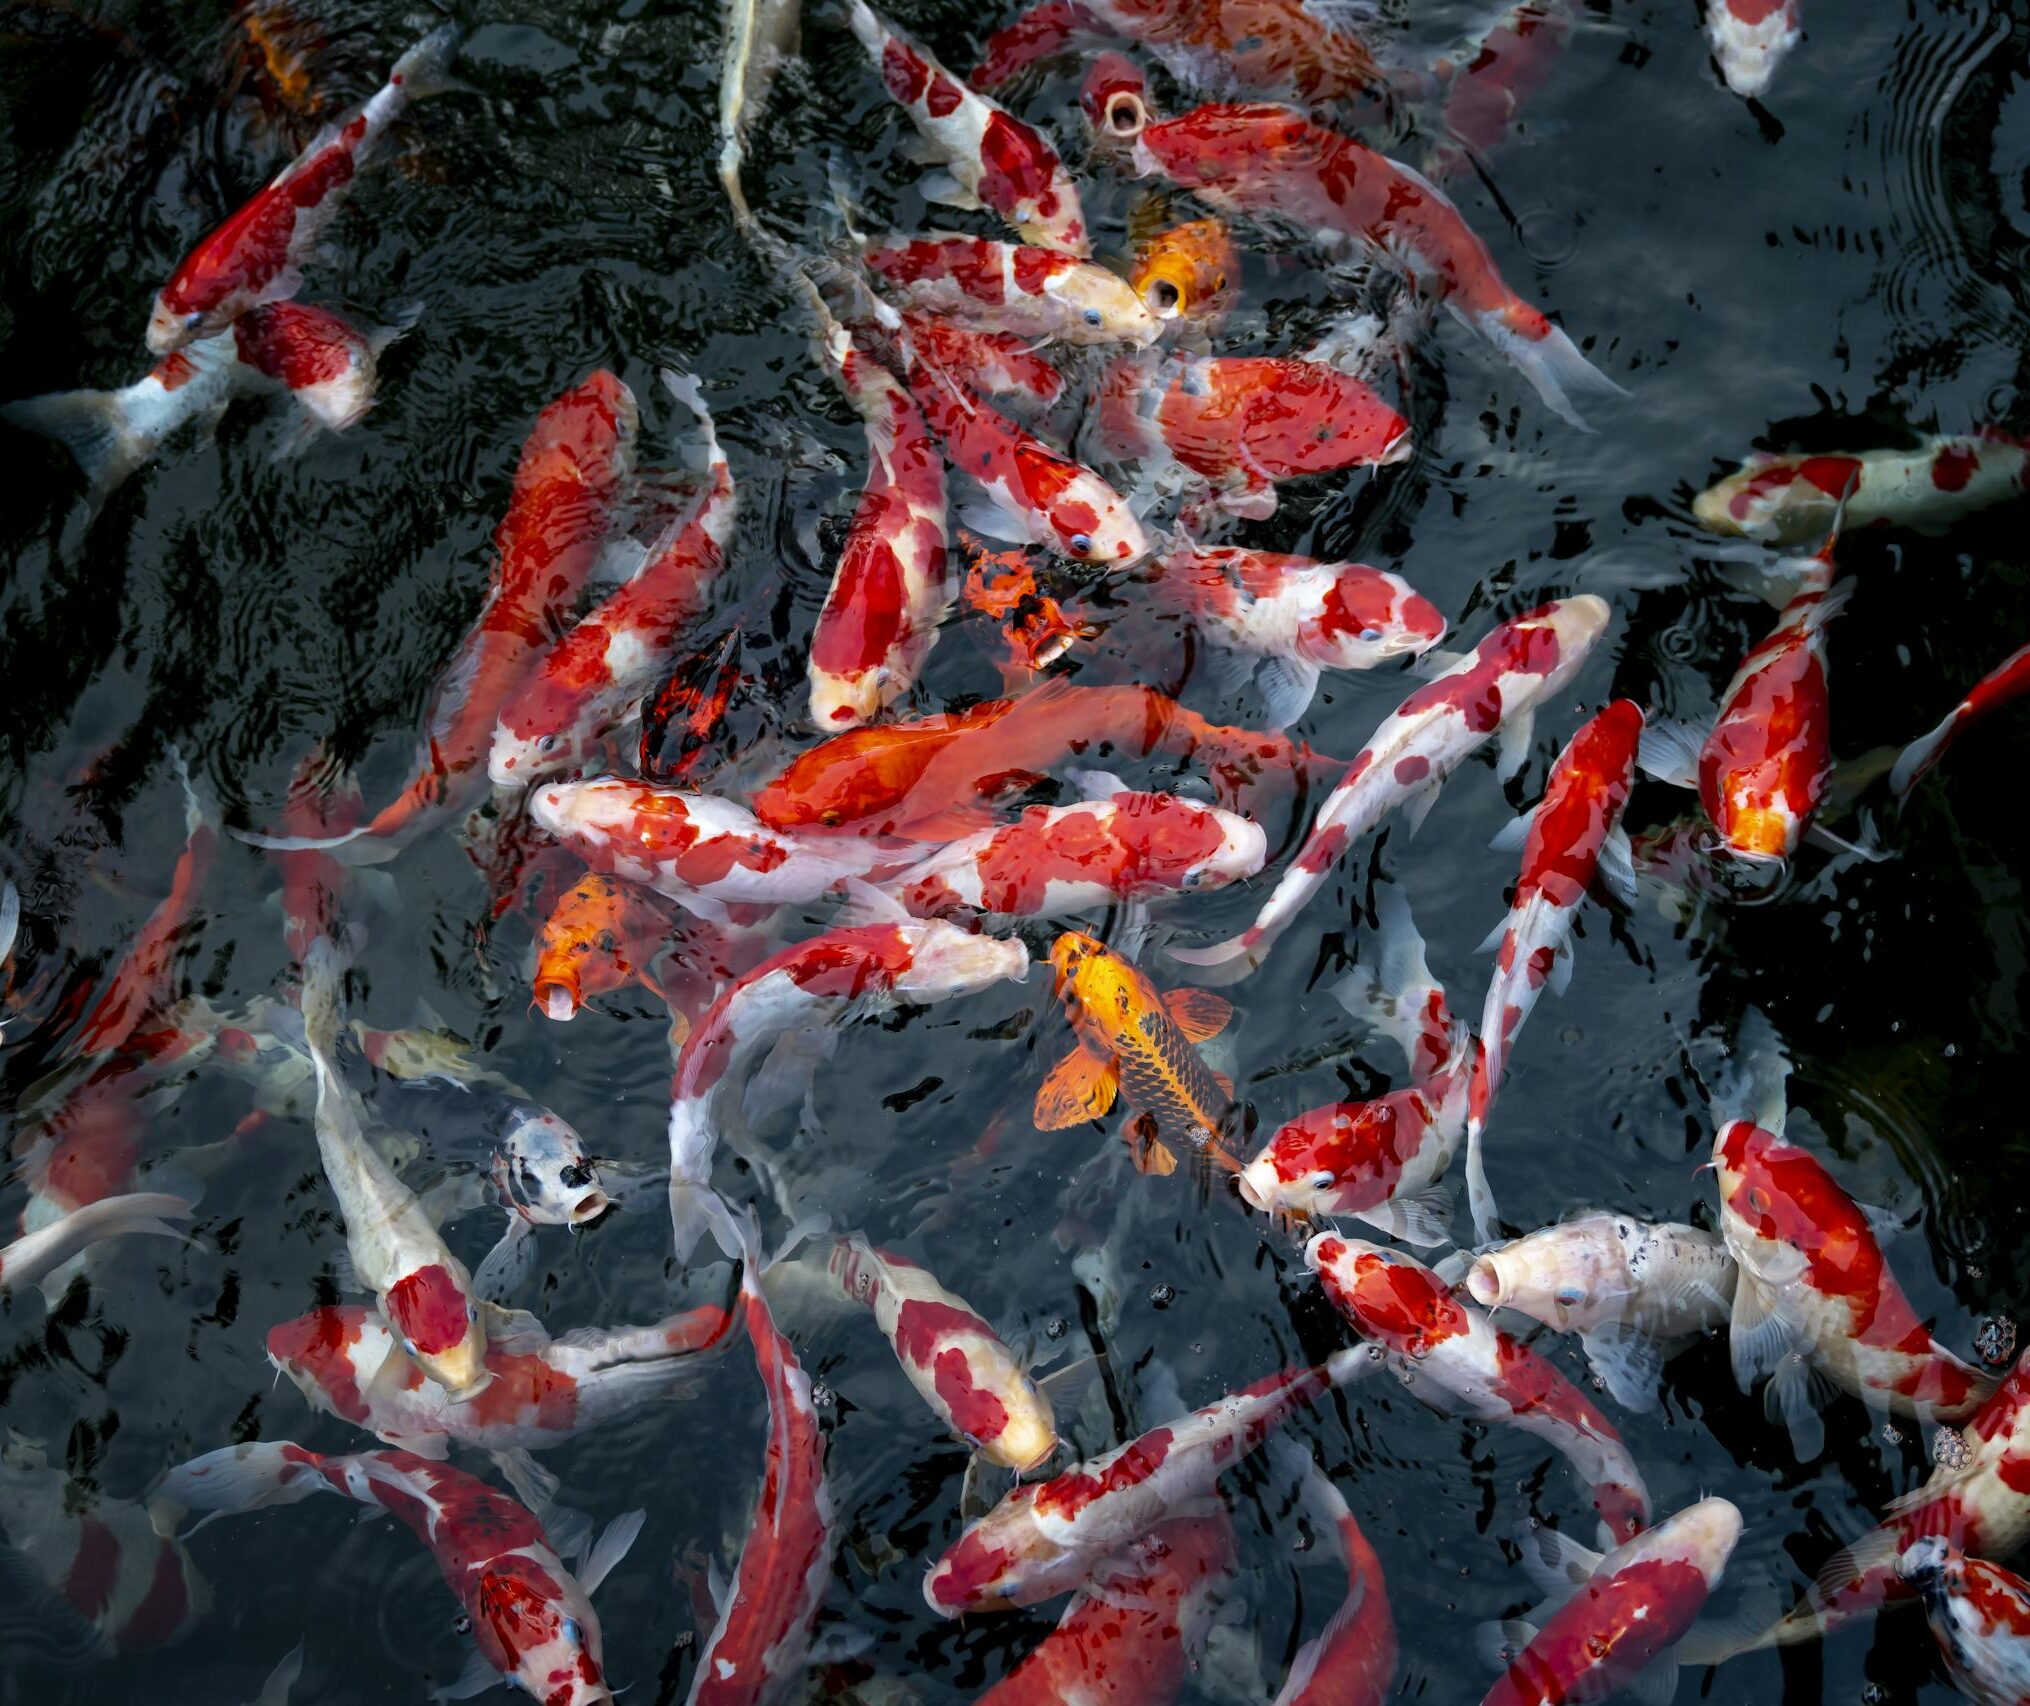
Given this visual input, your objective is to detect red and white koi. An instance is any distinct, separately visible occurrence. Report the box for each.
[1893,640,2030,796]
[807,299,951,730]
[1466,699,1643,1241]
[1693,433,2030,542]
[1125,101,1624,428]
[267,1300,734,1462]
[882,778,1264,922]
[1426,0,1574,183]
[242,373,640,860]
[1308,1234,1651,1547]
[826,1236,1057,1470]
[147,25,462,352]
[1156,544,1446,722]
[1099,348,1411,522]
[1268,1439,1397,1705]
[1482,1497,1742,1706]
[667,922,1029,1261]
[1713,1103,1995,1455]
[269,747,361,969]
[1639,543,1847,865]
[0,1192,190,1305]
[865,234,1158,346]
[528,779,880,923]
[847,0,1087,256]
[1237,884,1473,1244]
[1465,1214,1735,1413]
[905,315,1065,407]
[1900,1538,2030,1704]
[0,1434,209,1651]
[491,373,735,783]
[905,346,1146,565]
[923,1347,1370,1614]
[151,1442,634,1705]
[1706,0,1801,99]
[1170,597,1610,983]
[690,1195,837,1706]
[300,940,490,1397]
[970,0,1384,108]
[977,1511,1237,1704]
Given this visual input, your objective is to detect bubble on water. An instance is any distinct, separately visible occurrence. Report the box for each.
[1933,1427,1973,1471]
[812,1383,836,1409]
[1861,1685,1889,1706]
[1977,1317,2016,1367]
[453,1614,472,1636]
[1044,1317,1068,1340]
[1148,1283,1176,1310]
[1881,1423,1903,1446]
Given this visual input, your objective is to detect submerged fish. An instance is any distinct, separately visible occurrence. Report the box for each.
[1892,639,2030,796]
[532,872,679,1022]
[1693,434,2030,541]
[1129,215,1241,328]
[718,0,801,223]
[1900,1539,2030,1706]
[863,234,1157,346]
[1268,1437,1398,1705]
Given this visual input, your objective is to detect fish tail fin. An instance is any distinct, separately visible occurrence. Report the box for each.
[1461,304,1626,431]
[845,0,886,60]
[148,1441,327,1539]
[1890,712,1955,797]
[389,22,467,102]
[0,388,148,496]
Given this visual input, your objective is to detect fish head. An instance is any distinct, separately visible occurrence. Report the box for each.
[1032,460,1146,567]
[488,695,582,787]
[1894,1535,1962,1608]
[897,923,1030,1000]
[1047,264,1163,347]
[499,1110,611,1228]
[1046,929,1109,1004]
[923,1487,1041,1616]
[385,1263,492,1397]
[146,294,206,356]
[473,1566,611,1704]
[1130,219,1238,328]
[984,1390,1059,1474]
[1080,52,1152,143]
[1670,1495,1747,1585]
[1312,565,1449,667]
[807,664,888,733]
[1237,1110,1354,1218]
[1708,0,1801,99]
[1306,1233,1466,1357]
[1465,1214,1627,1329]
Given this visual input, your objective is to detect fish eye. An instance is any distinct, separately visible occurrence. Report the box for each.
[1309,1170,1337,1191]
[468,1303,479,1322]
[1068,533,1093,555]
[562,1618,581,1647]
[821,810,841,827]
[1359,627,1384,642]
[538,735,558,753]
[1083,308,1103,327]
[1555,1286,1585,1306]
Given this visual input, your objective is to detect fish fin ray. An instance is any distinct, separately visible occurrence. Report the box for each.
[1034,1046,1118,1128]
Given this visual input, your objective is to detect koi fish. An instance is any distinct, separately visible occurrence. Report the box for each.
[807,298,951,730]
[905,314,1066,406]
[1098,348,1411,521]
[970,0,1383,107]
[1900,1539,2030,1705]
[847,0,1087,255]
[532,872,679,1021]
[269,746,361,969]
[1267,1437,1397,1706]
[1466,699,1642,1240]
[2,302,398,495]
[1706,0,1801,99]
[1638,538,1846,864]
[1129,215,1240,328]
[753,678,1318,841]
[690,1195,837,1706]
[924,1347,1369,1614]
[1465,1214,1735,1412]
[1038,928,1240,1176]
[0,1433,209,1652]
[1426,0,1574,183]
[528,779,880,923]
[883,778,1265,922]
[151,1442,635,1705]
[718,0,801,224]
[1156,544,1446,722]
[641,627,747,785]
[241,373,640,860]
[825,1235,1057,1470]
[1713,1096,1995,1457]
[1170,597,1610,983]
[267,1300,733,1475]
[1698,435,2030,542]
[1892,640,2030,796]
[1483,1497,1743,1706]
[490,372,735,784]
[976,1512,1236,1703]
[147,24,463,352]
[1308,1234,1651,1546]
[666,920,1029,1261]
[1126,102,1624,428]
[959,536,1096,681]
[0,1192,191,1305]
[863,234,1158,346]
[904,344,1146,565]
[1237,884,1472,1244]
[300,939,490,1397]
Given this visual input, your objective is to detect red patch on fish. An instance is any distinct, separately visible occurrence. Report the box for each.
[386,1264,470,1356]
[1932,444,1980,491]
[1037,1428,1175,1518]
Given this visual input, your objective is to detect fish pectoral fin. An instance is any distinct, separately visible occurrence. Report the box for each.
[1594,824,1641,910]
[1160,986,1232,1044]
[1253,655,1321,729]
[1765,1353,1837,1462]
[430,1649,502,1704]
[1624,1655,1678,1706]
[1034,1046,1119,1129]
[1579,1322,1670,1414]
[471,1217,536,1304]
[488,1446,560,1519]
[1353,1183,1455,1249]
[1489,805,1536,854]
[919,169,983,212]
[1473,1617,1539,1675]
[898,802,1006,840]
[577,1508,647,1598]
[1494,707,1538,784]
[958,1452,1002,1524]
[1727,1275,1802,1391]
[1636,716,1706,790]
[1125,1114,1180,1176]
[478,1302,551,1357]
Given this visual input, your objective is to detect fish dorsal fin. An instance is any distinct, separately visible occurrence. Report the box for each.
[1161,986,1231,1044]
[1035,1046,1119,1129]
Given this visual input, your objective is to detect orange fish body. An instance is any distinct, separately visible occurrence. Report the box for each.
[1038,930,1238,1174]
[1129,216,1239,328]
[531,873,676,1022]
[959,535,1097,687]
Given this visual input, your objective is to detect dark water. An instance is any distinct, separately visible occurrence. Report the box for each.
[2,0,2029,1700]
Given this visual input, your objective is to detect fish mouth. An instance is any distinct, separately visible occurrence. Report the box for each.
[1464,1258,1507,1308]
[570,1190,613,1227]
